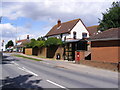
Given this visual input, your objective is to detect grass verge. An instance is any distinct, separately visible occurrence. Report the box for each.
[13,54,42,61]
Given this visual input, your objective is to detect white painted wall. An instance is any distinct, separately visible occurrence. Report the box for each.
[70,20,89,39]
[48,35,61,39]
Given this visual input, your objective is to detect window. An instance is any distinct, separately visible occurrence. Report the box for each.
[60,34,63,39]
[64,36,66,41]
[82,33,87,38]
[73,31,76,39]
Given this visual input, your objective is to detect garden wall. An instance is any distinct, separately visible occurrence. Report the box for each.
[25,48,32,55]
[38,47,47,58]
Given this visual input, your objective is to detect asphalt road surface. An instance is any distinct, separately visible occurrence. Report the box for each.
[0,53,119,89]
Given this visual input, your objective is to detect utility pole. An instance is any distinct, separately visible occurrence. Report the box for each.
[11,23,17,46]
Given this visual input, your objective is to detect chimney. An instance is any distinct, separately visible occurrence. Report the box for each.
[57,19,61,27]
[27,35,29,39]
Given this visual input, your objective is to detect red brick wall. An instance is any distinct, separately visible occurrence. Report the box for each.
[91,40,120,63]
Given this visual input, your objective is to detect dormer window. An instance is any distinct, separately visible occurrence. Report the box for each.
[73,31,76,39]
[82,33,87,38]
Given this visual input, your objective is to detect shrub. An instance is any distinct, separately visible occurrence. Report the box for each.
[45,37,63,47]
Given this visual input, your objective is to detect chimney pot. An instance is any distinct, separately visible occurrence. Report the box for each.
[57,19,61,27]
[27,35,29,39]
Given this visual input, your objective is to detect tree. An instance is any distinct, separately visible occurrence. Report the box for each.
[45,37,63,47]
[5,40,14,49]
[25,39,45,48]
[37,37,45,41]
[98,1,120,31]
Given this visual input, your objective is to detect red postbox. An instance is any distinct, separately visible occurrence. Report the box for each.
[75,51,80,64]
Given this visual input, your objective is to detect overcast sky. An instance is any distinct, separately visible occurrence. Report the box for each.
[0,0,118,46]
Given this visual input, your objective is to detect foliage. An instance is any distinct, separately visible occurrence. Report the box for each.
[25,39,45,48]
[37,37,45,41]
[45,37,63,47]
[25,37,63,48]
[98,1,120,31]
[5,40,14,49]
[34,40,45,47]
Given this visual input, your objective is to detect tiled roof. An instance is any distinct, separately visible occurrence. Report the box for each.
[45,19,80,36]
[89,28,120,41]
[16,39,28,43]
[87,25,99,36]
[16,39,30,47]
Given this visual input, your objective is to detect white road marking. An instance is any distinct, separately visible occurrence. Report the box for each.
[17,67,38,76]
[11,61,19,66]
[22,67,38,76]
[12,61,38,76]
[46,80,68,89]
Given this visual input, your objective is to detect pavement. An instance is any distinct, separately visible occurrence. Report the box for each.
[1,53,119,89]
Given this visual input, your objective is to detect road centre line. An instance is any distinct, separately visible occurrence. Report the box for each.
[11,61,19,66]
[18,66,38,76]
[46,80,69,90]
[12,61,38,76]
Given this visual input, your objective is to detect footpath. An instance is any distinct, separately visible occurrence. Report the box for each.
[13,53,118,79]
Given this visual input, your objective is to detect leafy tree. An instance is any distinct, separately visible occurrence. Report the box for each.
[45,37,63,47]
[5,40,14,49]
[34,40,45,48]
[98,1,120,31]
[37,37,45,41]
[25,39,45,48]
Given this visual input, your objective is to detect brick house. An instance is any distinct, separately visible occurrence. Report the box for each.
[45,19,90,60]
[89,28,120,63]
[15,35,30,53]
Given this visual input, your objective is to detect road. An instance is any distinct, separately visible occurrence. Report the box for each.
[0,53,119,89]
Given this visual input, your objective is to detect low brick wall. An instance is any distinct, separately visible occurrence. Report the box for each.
[25,48,32,55]
[80,60,120,71]
[38,47,47,57]
[53,46,64,60]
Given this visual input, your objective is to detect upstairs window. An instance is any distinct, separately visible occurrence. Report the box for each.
[73,31,76,39]
[82,33,87,38]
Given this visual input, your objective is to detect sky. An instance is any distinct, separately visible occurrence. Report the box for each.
[0,0,118,47]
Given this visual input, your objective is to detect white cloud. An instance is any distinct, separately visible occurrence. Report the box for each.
[2,0,116,26]
[0,23,30,44]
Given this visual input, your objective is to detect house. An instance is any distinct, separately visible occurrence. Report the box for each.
[6,46,14,52]
[15,35,30,53]
[45,19,90,61]
[46,18,89,41]
[89,28,120,63]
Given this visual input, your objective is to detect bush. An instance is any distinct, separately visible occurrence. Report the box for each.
[45,37,63,47]
[25,37,62,48]
[25,39,45,48]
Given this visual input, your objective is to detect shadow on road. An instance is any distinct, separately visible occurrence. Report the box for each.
[2,55,19,64]
[1,74,43,90]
